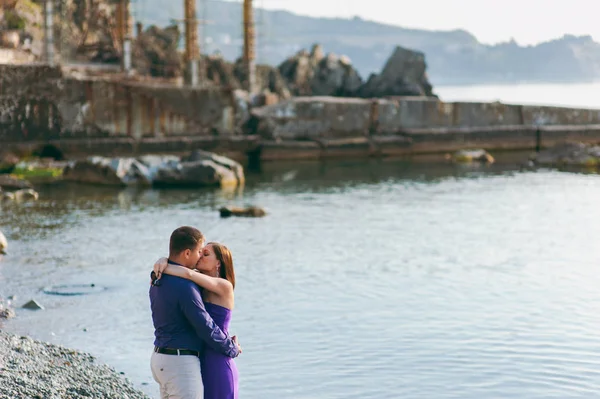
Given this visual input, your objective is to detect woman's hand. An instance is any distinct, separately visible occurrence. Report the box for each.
[232,335,242,354]
[153,257,169,279]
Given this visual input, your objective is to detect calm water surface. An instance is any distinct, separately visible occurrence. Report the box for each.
[437,82,600,109]
[2,158,600,399]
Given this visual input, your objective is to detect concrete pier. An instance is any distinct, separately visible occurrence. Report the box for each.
[3,65,600,164]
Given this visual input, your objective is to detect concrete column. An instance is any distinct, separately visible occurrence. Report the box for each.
[243,0,256,93]
[43,0,54,66]
[184,0,199,86]
[117,0,133,74]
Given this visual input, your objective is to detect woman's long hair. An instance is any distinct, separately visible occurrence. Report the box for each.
[208,242,236,289]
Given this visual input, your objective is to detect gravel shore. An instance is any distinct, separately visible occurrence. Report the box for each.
[0,330,149,399]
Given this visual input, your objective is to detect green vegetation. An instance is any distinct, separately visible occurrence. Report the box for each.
[4,10,26,30]
[12,166,63,180]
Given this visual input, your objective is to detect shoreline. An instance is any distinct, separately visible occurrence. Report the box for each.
[0,328,149,399]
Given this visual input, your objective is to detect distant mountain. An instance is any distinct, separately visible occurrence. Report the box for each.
[135,0,600,85]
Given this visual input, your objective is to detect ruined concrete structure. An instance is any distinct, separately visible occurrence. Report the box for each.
[3,65,600,164]
[0,65,252,157]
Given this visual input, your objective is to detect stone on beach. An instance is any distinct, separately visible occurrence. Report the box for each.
[21,299,44,310]
[0,303,16,319]
[13,188,39,201]
[0,331,149,398]
[0,230,7,255]
[219,206,267,218]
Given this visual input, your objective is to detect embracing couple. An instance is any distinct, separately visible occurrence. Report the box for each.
[149,226,241,399]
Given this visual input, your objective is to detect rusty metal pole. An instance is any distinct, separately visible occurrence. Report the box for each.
[43,0,54,66]
[184,0,199,86]
[118,0,133,74]
[243,0,256,93]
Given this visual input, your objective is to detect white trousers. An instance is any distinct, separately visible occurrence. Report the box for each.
[150,352,204,399]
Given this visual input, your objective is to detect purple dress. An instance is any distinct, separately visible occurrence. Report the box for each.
[202,302,239,399]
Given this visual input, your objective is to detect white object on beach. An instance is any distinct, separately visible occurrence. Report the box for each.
[0,231,7,255]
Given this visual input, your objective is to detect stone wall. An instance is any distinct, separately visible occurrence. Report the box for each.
[251,96,600,139]
[1,65,238,149]
[5,65,600,163]
[249,96,600,160]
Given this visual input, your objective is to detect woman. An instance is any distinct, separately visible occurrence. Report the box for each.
[153,242,238,399]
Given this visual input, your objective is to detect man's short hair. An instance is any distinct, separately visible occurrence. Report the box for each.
[169,226,205,255]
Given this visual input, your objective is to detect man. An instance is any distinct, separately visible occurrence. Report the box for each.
[150,226,241,399]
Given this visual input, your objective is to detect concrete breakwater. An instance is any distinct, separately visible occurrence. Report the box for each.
[2,65,600,163]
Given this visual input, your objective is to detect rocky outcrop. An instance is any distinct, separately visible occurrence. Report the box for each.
[133,25,182,78]
[63,151,244,188]
[358,46,436,98]
[531,142,600,167]
[278,44,363,97]
[233,58,291,100]
[204,54,240,89]
[202,54,290,100]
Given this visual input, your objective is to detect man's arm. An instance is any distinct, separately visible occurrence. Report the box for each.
[179,283,239,358]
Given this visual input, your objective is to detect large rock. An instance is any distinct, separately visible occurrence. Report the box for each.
[154,150,244,188]
[63,157,154,186]
[63,152,244,188]
[183,150,245,185]
[278,44,363,97]
[532,142,600,167]
[358,46,436,98]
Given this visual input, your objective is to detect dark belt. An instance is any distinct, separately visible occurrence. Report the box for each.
[154,346,200,357]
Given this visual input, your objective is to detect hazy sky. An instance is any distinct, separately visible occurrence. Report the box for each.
[248,0,599,45]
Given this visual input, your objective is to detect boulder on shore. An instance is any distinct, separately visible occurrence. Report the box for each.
[63,157,155,186]
[63,152,244,188]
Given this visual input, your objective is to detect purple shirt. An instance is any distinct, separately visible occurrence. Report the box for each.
[149,268,239,358]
